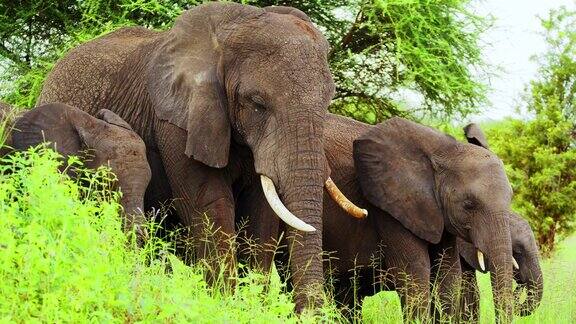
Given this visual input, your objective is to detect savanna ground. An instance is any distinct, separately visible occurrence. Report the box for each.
[0,141,574,323]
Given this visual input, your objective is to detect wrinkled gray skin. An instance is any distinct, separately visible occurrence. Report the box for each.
[236,114,515,321]
[5,103,151,239]
[459,212,543,321]
[354,119,515,321]
[38,3,334,311]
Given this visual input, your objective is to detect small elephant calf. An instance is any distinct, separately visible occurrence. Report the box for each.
[3,102,151,240]
[458,212,543,321]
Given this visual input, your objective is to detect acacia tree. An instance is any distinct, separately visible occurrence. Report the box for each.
[0,0,195,106]
[487,7,576,254]
[1,0,490,121]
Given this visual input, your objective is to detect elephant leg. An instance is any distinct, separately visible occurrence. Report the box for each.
[334,269,374,320]
[429,232,462,321]
[235,180,280,273]
[144,148,178,229]
[391,263,431,322]
[377,217,431,321]
[155,121,236,280]
[460,260,480,323]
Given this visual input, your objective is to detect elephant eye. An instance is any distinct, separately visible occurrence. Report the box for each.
[463,199,477,211]
[251,95,267,112]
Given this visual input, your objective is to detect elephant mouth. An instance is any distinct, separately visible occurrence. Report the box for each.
[475,247,520,273]
[259,174,367,232]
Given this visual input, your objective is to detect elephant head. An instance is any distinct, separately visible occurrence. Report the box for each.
[147,3,364,308]
[509,213,543,316]
[11,103,151,239]
[459,211,543,316]
[353,118,515,318]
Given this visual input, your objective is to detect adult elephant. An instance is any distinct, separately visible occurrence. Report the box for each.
[236,114,516,321]
[38,3,360,311]
[5,103,151,239]
[458,213,543,321]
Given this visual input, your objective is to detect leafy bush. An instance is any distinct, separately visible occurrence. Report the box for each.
[486,114,576,255]
[0,146,342,322]
[482,7,576,254]
[0,0,490,121]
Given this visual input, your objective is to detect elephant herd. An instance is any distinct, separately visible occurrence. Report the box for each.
[0,2,542,322]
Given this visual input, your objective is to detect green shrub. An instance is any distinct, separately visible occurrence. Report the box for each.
[0,146,341,322]
[484,115,576,255]
[482,7,576,254]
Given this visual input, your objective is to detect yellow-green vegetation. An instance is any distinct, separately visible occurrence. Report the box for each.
[0,146,342,322]
[0,142,573,323]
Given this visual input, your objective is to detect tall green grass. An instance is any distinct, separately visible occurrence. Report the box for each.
[0,146,342,323]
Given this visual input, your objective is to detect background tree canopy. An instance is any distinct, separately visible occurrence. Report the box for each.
[485,7,576,254]
[0,0,490,121]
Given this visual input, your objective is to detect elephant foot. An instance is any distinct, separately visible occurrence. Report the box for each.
[293,282,326,315]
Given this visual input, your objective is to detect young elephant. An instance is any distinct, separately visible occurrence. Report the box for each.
[237,114,517,321]
[6,102,151,239]
[457,123,543,321]
[459,212,543,321]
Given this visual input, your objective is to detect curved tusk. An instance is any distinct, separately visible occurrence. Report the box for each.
[512,257,520,270]
[325,177,368,219]
[260,175,316,232]
[477,250,486,271]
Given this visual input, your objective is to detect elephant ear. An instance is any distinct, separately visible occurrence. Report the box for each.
[12,103,84,157]
[463,123,490,149]
[353,117,455,244]
[263,6,312,22]
[148,3,256,168]
[96,109,133,131]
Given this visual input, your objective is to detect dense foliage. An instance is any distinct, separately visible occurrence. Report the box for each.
[484,7,576,254]
[0,0,490,121]
[0,146,344,322]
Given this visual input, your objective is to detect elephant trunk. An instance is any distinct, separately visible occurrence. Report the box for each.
[252,108,327,312]
[514,253,543,316]
[278,148,325,312]
[489,248,514,322]
[279,126,328,312]
[119,182,147,226]
[472,215,514,322]
[115,161,151,241]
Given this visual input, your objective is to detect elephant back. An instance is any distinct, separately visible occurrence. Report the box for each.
[38,26,161,136]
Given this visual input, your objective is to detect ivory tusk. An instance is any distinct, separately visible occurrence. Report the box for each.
[477,250,486,271]
[324,177,368,219]
[512,257,520,270]
[260,175,316,232]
